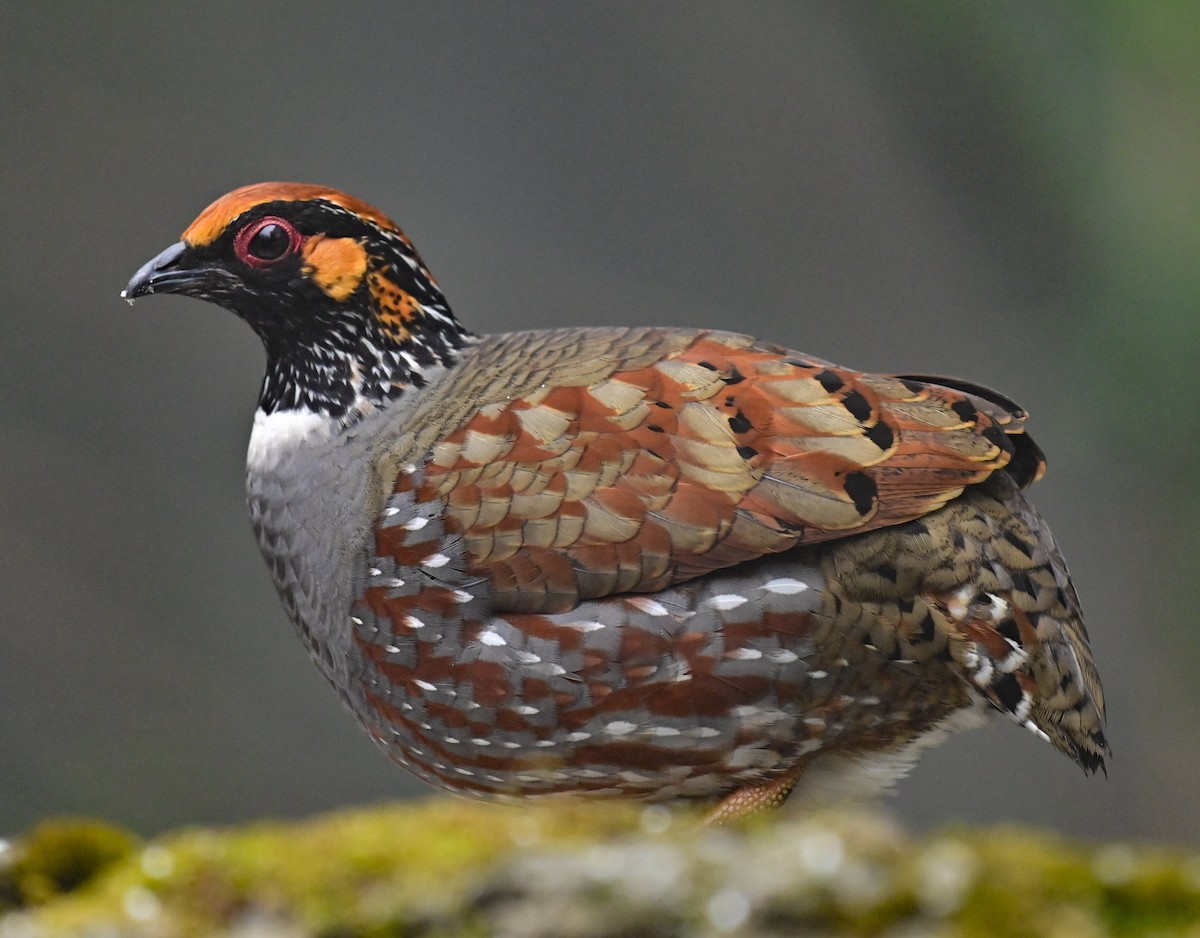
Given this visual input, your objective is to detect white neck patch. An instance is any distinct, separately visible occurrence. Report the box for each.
[246,408,334,472]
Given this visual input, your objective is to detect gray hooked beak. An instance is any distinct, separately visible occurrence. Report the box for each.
[122,242,188,303]
[121,242,236,304]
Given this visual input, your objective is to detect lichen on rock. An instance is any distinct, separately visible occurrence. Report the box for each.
[2,800,1199,936]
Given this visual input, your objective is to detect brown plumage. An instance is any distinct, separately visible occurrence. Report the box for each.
[124,183,1107,821]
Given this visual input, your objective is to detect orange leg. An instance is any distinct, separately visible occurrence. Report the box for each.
[703,766,805,825]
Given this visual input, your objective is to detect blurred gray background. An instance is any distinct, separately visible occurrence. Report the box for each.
[2,2,1197,843]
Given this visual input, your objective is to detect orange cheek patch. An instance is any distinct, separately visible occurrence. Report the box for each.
[302,236,368,301]
[369,270,422,341]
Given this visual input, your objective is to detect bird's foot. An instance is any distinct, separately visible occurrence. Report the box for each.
[703,767,804,825]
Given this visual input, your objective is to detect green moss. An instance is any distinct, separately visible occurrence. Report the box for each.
[0,818,137,910]
[4,800,1200,936]
[15,800,645,936]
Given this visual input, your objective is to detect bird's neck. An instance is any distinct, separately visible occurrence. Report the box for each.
[256,304,474,425]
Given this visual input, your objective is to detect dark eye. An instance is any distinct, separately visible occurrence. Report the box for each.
[249,223,290,260]
[234,216,301,268]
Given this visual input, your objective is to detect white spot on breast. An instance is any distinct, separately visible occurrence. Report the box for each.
[605,720,637,736]
[246,408,332,472]
[709,594,748,610]
[422,553,450,568]
[762,577,809,594]
[414,679,437,692]
[565,731,591,742]
[403,517,429,531]
[809,670,828,679]
[629,597,670,616]
[515,651,542,664]
[479,630,507,647]
[567,620,606,632]
[513,705,539,715]
[403,615,425,630]
[649,726,681,736]
[383,507,401,517]
[768,649,799,663]
[452,589,474,603]
[729,647,762,660]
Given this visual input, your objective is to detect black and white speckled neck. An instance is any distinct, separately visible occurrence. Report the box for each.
[256,296,473,421]
[165,194,478,423]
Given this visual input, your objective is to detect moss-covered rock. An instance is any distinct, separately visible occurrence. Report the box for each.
[0,819,137,911]
[2,800,1198,936]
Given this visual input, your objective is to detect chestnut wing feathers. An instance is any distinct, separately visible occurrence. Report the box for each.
[411,329,1025,614]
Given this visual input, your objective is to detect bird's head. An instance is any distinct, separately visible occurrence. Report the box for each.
[124,183,472,417]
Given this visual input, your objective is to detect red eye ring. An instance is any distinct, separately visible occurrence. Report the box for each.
[234,216,303,268]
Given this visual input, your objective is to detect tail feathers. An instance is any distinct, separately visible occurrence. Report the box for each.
[1027,624,1109,774]
[946,590,1108,774]
[928,477,1109,775]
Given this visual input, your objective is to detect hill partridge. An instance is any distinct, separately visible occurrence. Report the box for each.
[123,183,1107,821]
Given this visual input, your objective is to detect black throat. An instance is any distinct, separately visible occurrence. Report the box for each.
[255,302,474,420]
